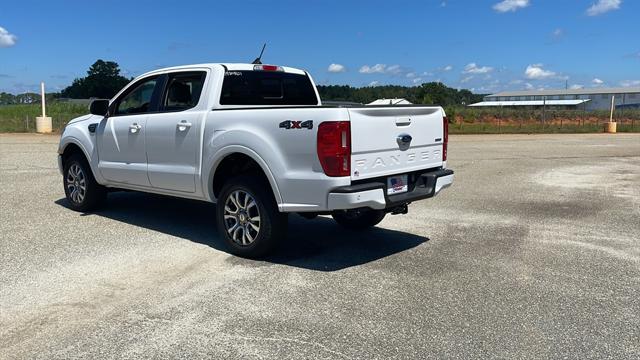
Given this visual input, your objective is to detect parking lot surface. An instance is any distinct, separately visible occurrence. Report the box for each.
[1,133,639,359]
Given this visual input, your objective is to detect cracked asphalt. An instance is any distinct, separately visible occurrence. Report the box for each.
[1,133,639,359]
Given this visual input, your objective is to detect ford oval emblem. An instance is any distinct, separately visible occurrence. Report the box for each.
[397,134,412,150]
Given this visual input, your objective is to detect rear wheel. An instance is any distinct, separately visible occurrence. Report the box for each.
[332,208,386,230]
[63,154,106,212]
[216,176,287,258]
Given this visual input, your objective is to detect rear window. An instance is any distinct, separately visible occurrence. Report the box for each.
[220,70,318,105]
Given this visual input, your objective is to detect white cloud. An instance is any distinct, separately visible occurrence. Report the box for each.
[570,84,584,90]
[368,81,380,87]
[525,82,534,90]
[405,72,416,78]
[359,63,406,76]
[0,26,17,48]
[587,0,621,16]
[359,64,387,74]
[524,64,558,80]
[460,76,474,83]
[385,65,403,75]
[442,65,453,72]
[327,63,346,73]
[592,78,604,85]
[550,28,565,42]
[463,63,493,74]
[620,80,640,87]
[412,78,423,84]
[493,0,530,13]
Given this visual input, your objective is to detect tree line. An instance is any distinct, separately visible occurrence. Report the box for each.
[317,83,485,106]
[0,92,41,105]
[1,60,485,107]
[0,60,131,105]
[59,60,131,99]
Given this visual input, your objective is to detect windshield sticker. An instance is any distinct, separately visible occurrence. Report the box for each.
[225,71,242,76]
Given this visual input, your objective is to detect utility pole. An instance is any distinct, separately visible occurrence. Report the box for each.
[35,82,52,133]
[607,95,617,133]
[609,95,615,122]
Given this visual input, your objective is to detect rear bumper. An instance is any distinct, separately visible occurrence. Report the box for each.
[327,168,454,211]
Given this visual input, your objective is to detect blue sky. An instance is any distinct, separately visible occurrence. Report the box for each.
[1,0,638,94]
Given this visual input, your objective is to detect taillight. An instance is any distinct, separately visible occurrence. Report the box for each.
[317,121,351,177]
[443,116,449,161]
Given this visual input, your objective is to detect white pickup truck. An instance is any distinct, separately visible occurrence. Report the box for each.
[58,63,453,257]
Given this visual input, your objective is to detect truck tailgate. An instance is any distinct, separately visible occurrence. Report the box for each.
[348,106,444,180]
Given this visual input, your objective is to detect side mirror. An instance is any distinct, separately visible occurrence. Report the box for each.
[89,99,110,116]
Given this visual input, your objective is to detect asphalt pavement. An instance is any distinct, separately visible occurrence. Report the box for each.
[1,133,639,359]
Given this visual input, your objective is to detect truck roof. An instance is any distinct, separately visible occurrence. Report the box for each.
[135,63,307,80]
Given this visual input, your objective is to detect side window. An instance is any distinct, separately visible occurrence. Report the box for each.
[162,72,206,111]
[114,77,158,115]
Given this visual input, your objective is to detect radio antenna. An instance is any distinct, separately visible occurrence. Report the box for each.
[252,43,267,64]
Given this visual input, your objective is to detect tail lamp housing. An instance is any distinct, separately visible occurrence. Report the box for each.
[443,116,449,161]
[317,121,351,177]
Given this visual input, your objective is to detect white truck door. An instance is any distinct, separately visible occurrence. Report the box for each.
[96,76,160,187]
[144,71,207,193]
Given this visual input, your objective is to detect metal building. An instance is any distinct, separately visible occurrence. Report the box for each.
[367,98,413,106]
[470,87,640,110]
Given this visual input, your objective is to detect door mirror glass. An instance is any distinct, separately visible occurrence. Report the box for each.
[89,99,110,116]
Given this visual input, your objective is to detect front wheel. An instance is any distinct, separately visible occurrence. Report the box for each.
[216,176,287,258]
[63,154,106,212]
[331,208,386,230]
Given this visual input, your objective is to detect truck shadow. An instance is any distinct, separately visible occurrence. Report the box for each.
[55,192,428,271]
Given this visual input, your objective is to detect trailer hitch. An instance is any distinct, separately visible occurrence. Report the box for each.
[389,204,408,215]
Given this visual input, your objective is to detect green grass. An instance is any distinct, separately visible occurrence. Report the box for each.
[450,122,640,134]
[447,107,640,122]
[0,103,88,132]
[1,103,639,134]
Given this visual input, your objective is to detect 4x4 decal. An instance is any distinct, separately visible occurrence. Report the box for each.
[279,120,313,130]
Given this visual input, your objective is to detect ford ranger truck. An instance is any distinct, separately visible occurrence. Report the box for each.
[58,63,453,258]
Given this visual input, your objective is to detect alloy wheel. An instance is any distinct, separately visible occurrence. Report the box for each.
[223,190,261,246]
[66,163,86,204]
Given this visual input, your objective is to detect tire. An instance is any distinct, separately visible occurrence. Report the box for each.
[63,154,106,212]
[331,208,386,230]
[216,176,287,258]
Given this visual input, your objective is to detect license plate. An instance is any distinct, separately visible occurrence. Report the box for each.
[387,174,408,195]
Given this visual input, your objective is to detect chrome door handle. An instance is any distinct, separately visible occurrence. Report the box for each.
[177,121,192,132]
[129,123,142,133]
[395,117,411,127]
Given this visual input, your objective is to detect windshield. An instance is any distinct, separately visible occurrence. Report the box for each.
[220,70,319,106]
